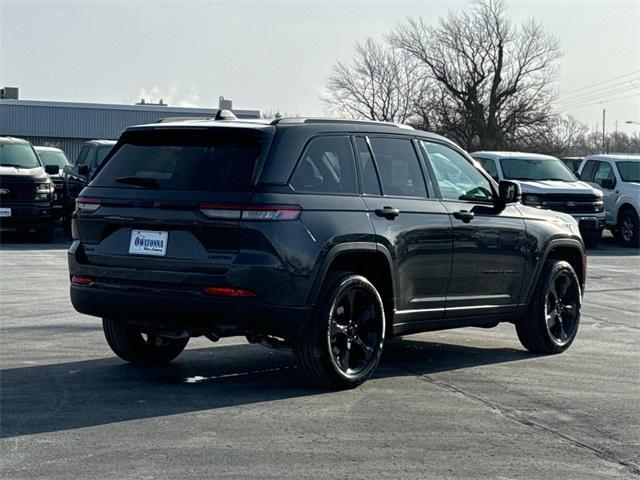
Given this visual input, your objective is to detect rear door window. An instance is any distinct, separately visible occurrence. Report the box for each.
[369,137,427,197]
[92,129,265,192]
[290,136,357,194]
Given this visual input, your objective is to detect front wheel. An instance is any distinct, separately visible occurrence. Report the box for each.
[516,260,581,354]
[294,274,386,389]
[102,318,189,364]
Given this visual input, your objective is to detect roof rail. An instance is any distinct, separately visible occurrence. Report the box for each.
[270,117,414,129]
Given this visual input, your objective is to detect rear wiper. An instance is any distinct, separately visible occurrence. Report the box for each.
[114,176,159,188]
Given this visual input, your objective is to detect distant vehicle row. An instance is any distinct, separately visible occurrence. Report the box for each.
[0,137,115,240]
[472,152,639,248]
[1,135,637,247]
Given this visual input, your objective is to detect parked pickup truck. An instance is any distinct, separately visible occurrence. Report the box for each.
[472,151,605,248]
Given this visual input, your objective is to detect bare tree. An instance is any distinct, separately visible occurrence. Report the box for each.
[390,0,561,149]
[323,38,426,123]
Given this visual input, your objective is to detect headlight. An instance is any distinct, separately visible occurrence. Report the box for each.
[36,182,54,194]
[594,200,604,212]
[34,182,54,201]
[522,194,541,206]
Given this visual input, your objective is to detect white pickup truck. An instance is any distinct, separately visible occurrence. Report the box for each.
[472,151,606,248]
[578,154,639,248]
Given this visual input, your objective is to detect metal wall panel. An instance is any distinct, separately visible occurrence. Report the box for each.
[0,100,261,139]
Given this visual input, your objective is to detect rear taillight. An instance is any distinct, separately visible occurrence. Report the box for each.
[76,197,101,213]
[202,286,256,297]
[71,275,93,286]
[199,204,301,221]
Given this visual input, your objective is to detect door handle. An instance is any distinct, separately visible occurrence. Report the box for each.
[374,206,400,220]
[453,210,474,223]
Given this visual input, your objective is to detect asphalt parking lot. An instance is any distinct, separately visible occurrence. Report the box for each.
[0,232,638,479]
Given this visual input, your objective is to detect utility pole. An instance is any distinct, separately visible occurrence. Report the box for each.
[602,108,606,154]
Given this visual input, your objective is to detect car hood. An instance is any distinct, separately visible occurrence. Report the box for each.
[0,166,48,182]
[516,180,600,195]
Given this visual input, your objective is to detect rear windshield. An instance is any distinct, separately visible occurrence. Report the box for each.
[92,130,264,192]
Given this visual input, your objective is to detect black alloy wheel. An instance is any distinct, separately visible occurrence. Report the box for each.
[516,260,581,354]
[295,274,386,389]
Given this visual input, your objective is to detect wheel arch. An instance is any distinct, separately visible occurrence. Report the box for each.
[617,202,638,224]
[524,238,586,305]
[308,243,397,334]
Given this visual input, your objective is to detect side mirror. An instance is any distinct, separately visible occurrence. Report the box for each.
[498,180,522,205]
[44,164,59,175]
[77,165,89,176]
[600,178,615,189]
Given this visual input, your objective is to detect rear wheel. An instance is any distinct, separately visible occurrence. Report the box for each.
[102,318,189,364]
[294,273,386,389]
[516,260,581,354]
[618,208,639,248]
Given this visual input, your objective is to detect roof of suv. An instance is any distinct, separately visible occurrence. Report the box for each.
[0,136,31,145]
[584,154,640,161]
[124,116,454,144]
[472,151,558,161]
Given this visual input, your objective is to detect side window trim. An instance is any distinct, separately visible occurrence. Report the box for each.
[350,135,383,197]
[367,134,430,199]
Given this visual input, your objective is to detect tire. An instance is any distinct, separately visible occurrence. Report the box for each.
[35,225,54,243]
[102,318,189,364]
[516,259,581,354]
[294,273,386,389]
[618,209,640,248]
[582,230,602,249]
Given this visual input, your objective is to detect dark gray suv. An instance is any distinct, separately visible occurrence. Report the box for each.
[69,118,587,389]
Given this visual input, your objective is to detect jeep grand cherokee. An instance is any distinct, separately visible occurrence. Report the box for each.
[69,118,587,389]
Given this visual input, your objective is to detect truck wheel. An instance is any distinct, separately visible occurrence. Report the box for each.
[516,260,581,354]
[294,273,386,389]
[102,318,189,364]
[618,209,639,248]
[582,230,602,249]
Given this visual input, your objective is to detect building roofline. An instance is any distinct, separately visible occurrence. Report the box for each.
[0,99,260,116]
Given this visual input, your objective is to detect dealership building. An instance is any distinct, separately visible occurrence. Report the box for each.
[0,90,261,162]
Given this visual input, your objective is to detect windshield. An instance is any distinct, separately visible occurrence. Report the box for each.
[616,161,640,182]
[500,157,577,182]
[92,129,264,192]
[37,150,69,169]
[0,144,41,168]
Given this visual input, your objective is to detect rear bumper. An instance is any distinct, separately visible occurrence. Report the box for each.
[70,284,312,338]
[0,203,54,231]
[68,242,313,339]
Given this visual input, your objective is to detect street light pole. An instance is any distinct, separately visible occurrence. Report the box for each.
[626,120,640,126]
[602,108,606,153]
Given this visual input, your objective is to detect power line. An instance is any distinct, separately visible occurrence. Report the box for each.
[559,91,640,111]
[558,70,640,97]
[558,83,640,108]
[557,78,640,105]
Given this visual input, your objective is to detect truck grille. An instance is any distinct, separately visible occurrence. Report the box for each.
[0,182,37,202]
[540,194,602,214]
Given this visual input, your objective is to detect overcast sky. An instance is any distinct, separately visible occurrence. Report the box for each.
[1,0,639,134]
